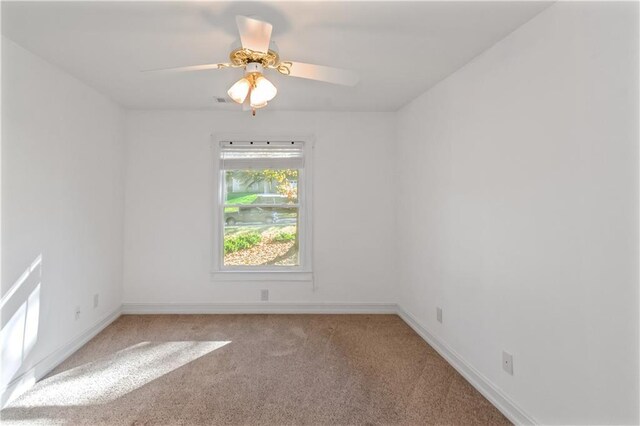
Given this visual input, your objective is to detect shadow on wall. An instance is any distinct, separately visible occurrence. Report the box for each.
[1,255,42,406]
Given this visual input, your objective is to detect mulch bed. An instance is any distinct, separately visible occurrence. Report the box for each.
[224,239,297,266]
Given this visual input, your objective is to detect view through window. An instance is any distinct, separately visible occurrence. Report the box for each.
[219,141,306,268]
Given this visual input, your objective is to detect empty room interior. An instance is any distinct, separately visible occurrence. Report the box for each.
[1,1,639,425]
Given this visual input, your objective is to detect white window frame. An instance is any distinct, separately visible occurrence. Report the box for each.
[210,134,313,282]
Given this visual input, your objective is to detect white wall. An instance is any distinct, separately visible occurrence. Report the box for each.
[396,2,638,424]
[123,110,396,305]
[1,37,125,396]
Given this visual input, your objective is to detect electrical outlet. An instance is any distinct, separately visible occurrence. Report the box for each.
[75,306,81,320]
[436,307,443,323]
[93,294,99,308]
[260,289,269,301]
[502,351,513,375]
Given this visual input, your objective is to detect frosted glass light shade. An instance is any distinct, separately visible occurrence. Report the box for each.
[227,78,251,104]
[250,97,268,109]
[250,76,277,105]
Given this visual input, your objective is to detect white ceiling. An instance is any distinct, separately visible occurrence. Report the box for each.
[2,1,551,111]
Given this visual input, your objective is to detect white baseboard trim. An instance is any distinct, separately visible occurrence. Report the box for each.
[1,307,122,408]
[121,302,397,315]
[396,306,537,425]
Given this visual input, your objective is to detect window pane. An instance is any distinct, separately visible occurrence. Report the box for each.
[223,207,299,266]
[224,169,298,205]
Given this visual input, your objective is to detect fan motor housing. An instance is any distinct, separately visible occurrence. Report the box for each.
[245,63,264,75]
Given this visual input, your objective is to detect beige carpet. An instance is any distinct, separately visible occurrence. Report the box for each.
[2,314,510,425]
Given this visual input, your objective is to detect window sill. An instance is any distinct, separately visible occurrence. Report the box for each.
[210,271,313,283]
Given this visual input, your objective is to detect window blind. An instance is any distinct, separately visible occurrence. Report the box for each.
[220,141,305,170]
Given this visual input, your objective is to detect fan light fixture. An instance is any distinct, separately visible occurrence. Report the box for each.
[227,63,277,115]
[143,15,359,116]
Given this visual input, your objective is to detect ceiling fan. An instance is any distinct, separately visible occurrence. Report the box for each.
[144,15,359,115]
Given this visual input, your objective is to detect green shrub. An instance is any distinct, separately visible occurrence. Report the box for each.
[224,232,261,254]
[272,232,296,243]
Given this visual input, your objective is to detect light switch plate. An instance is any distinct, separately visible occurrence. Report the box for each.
[436,307,443,323]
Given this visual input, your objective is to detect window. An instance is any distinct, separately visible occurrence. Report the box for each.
[213,140,312,280]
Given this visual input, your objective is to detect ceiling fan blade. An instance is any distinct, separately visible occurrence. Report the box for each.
[236,15,272,53]
[142,63,230,73]
[284,62,359,86]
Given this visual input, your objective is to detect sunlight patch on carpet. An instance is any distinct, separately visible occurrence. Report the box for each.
[9,341,230,407]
